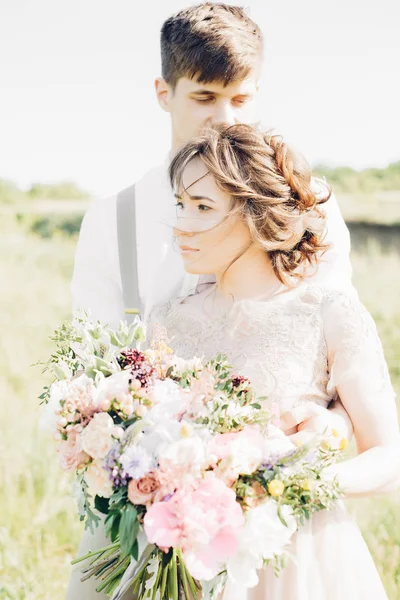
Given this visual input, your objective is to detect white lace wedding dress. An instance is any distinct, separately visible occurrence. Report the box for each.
[148,283,394,600]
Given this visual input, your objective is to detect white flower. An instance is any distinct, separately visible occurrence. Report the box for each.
[170,355,203,376]
[228,437,263,475]
[139,417,183,461]
[262,425,297,461]
[85,460,113,498]
[227,500,297,588]
[95,370,131,402]
[160,436,209,478]
[81,412,115,459]
[38,380,69,433]
[148,379,185,421]
[120,445,155,479]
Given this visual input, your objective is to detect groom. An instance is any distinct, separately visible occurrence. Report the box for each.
[68,3,353,598]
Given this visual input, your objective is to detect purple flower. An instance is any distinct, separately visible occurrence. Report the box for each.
[120,445,154,480]
[104,441,129,488]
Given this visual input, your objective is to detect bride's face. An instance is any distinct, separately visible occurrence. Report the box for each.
[173,157,252,274]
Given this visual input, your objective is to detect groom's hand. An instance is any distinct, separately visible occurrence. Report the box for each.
[279,400,354,445]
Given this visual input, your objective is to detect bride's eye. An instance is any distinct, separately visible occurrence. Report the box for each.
[198,204,212,212]
[175,201,184,210]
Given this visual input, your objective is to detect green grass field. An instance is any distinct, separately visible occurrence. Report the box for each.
[1,212,399,599]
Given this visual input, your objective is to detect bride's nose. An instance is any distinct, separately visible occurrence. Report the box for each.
[173,225,195,238]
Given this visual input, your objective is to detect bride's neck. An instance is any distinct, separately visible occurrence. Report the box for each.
[214,245,282,302]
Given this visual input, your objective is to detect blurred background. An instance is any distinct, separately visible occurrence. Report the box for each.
[1,0,399,598]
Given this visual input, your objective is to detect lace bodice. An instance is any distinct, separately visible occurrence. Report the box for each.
[147,284,395,415]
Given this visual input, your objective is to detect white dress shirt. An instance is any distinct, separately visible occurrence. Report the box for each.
[70,158,353,328]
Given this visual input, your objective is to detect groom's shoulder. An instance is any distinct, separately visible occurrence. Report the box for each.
[310,175,337,203]
[83,160,168,221]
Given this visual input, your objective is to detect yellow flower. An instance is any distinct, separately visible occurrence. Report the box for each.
[180,423,193,438]
[321,440,331,451]
[267,479,285,497]
[302,479,311,491]
[339,438,349,451]
[158,342,173,355]
[331,428,340,438]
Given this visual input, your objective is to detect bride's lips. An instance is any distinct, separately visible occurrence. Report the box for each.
[179,245,200,255]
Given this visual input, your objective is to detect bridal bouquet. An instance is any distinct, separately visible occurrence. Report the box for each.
[38,310,345,599]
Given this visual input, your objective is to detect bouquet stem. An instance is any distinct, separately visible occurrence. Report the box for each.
[71,541,120,565]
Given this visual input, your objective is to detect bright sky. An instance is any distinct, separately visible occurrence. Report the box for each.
[1,0,399,196]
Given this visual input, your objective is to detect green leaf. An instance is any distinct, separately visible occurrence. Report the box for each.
[251,403,261,409]
[277,503,289,527]
[119,504,139,557]
[94,495,110,515]
[104,511,121,542]
[111,515,121,542]
[130,538,139,560]
[109,486,128,509]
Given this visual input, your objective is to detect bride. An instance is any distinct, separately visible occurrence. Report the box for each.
[146,123,400,599]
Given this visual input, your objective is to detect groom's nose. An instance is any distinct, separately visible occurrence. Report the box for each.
[209,102,236,127]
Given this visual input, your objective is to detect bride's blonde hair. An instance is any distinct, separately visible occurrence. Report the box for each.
[169,123,331,284]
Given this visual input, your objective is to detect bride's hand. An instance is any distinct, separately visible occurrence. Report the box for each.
[279,399,354,445]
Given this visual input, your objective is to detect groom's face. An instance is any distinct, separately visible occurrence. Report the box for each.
[155,75,259,151]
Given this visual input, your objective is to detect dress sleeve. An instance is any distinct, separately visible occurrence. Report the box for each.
[69,195,125,330]
[322,290,398,452]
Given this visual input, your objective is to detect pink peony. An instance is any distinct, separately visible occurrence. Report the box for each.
[128,470,161,507]
[58,426,89,472]
[144,473,245,580]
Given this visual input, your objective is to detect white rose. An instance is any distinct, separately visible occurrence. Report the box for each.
[85,460,113,498]
[81,412,115,459]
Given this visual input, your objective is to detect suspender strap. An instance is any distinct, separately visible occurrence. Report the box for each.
[116,184,142,323]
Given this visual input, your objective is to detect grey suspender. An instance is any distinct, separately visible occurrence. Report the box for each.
[116,184,142,323]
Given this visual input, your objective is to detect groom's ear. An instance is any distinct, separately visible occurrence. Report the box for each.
[154,77,172,113]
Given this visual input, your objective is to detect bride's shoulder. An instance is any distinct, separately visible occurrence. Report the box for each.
[147,294,193,325]
[297,282,360,311]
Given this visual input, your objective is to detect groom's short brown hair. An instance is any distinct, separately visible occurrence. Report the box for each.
[161,3,263,89]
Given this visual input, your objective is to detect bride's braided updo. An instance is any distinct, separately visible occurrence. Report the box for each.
[169,123,331,284]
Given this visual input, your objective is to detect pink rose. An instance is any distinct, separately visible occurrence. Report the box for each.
[58,426,89,472]
[128,471,161,507]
